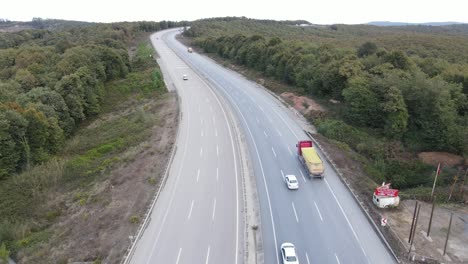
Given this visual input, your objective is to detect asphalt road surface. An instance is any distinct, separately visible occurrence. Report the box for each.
[134,26,396,264]
[157,28,396,264]
[129,29,244,264]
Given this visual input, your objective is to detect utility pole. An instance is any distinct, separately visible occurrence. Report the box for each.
[431,162,441,200]
[447,171,459,201]
[460,169,468,200]
[427,197,436,237]
[408,204,421,257]
[408,201,418,243]
[443,213,454,256]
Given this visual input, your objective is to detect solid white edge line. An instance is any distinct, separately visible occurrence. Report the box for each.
[196,71,241,264]
[325,179,368,258]
[176,248,182,264]
[207,79,280,264]
[143,32,192,264]
[292,202,299,223]
[187,200,195,219]
[314,201,323,222]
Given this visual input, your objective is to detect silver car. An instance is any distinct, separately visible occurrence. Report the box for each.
[281,242,299,264]
[285,175,299,190]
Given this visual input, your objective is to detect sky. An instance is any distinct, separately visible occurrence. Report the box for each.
[2,0,468,24]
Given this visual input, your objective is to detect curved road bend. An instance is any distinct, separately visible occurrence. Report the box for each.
[129,30,244,264]
[161,28,396,264]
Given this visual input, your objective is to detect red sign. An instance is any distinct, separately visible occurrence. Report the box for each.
[375,187,399,197]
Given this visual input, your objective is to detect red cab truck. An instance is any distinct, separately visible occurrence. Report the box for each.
[297,140,324,178]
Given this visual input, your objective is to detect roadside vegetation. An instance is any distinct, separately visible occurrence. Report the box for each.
[185,17,468,201]
[0,19,185,262]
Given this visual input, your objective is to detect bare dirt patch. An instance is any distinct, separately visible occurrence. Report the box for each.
[280,92,325,115]
[18,93,179,263]
[418,152,465,167]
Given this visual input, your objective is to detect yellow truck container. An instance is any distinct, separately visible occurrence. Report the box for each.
[297,140,324,178]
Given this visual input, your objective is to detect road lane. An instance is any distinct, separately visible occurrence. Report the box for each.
[128,30,243,264]
[163,28,396,264]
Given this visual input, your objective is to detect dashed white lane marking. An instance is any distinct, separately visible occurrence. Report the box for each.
[280,169,284,178]
[264,131,268,138]
[205,246,211,264]
[176,248,182,264]
[197,169,200,182]
[200,147,203,157]
[212,199,216,221]
[314,201,323,221]
[256,117,260,123]
[287,146,293,156]
[215,128,218,137]
[276,128,282,136]
[300,170,307,183]
[187,200,194,220]
[216,167,219,182]
[201,130,204,137]
[216,144,219,156]
[324,179,368,257]
[271,147,277,158]
[210,106,213,112]
[292,202,299,222]
[259,106,264,112]
[212,116,215,125]
[335,253,341,264]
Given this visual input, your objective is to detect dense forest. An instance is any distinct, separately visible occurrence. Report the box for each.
[186,17,468,195]
[0,19,185,179]
[0,19,186,261]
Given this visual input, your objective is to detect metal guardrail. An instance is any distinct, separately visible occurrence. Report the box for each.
[305,131,401,263]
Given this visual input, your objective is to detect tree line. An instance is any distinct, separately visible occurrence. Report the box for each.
[186,18,467,191]
[0,21,184,179]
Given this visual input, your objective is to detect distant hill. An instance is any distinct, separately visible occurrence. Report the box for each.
[0,18,93,32]
[368,21,465,26]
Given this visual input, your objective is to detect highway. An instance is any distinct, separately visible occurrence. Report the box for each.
[156,28,396,264]
[128,29,244,264]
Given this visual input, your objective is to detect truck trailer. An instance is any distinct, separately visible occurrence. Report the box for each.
[297,140,324,178]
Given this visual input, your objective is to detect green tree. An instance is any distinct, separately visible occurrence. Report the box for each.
[342,76,381,126]
[0,115,17,178]
[382,86,409,139]
[0,242,9,264]
[357,42,378,58]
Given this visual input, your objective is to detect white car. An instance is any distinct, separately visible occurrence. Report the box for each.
[281,242,299,264]
[285,175,299,190]
[182,74,188,80]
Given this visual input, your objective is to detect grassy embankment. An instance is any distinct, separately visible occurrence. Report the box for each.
[0,39,165,261]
